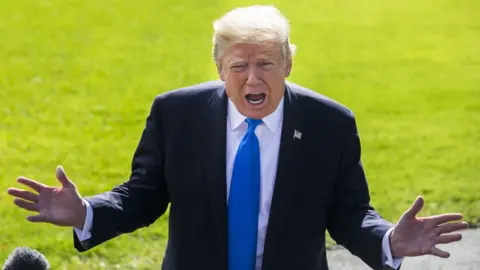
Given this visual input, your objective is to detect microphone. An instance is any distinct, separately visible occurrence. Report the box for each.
[2,247,50,270]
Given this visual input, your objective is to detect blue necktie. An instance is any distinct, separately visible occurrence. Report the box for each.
[228,118,262,270]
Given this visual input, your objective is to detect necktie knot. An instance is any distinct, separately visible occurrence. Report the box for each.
[245,118,262,132]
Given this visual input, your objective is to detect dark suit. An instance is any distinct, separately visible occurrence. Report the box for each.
[74,80,395,270]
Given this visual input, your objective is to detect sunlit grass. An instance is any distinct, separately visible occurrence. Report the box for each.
[1,0,478,268]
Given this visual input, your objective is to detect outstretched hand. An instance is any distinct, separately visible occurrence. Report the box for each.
[7,166,86,228]
[389,196,469,258]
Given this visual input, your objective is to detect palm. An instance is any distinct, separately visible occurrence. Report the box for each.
[395,217,439,255]
[7,166,85,228]
[390,197,468,258]
[36,186,82,226]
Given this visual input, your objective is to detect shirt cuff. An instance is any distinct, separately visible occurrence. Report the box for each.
[73,199,93,241]
[382,227,404,269]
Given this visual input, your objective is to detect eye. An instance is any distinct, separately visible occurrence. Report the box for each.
[230,63,247,71]
[259,62,273,69]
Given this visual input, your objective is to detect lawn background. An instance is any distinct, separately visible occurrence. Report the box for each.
[1,0,479,269]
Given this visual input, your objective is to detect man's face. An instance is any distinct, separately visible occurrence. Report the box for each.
[218,42,292,119]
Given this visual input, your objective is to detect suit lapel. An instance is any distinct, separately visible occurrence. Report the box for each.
[201,84,302,269]
[262,85,301,268]
[203,86,228,268]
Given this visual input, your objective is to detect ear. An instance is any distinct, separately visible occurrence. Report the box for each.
[284,58,292,77]
[216,61,225,81]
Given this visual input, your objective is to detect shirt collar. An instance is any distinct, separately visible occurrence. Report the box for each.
[227,97,284,134]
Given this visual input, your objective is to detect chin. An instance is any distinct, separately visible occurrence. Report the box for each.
[239,107,271,120]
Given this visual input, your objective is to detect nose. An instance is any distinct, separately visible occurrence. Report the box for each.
[246,66,261,85]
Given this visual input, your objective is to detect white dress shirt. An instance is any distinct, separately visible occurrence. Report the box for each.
[75,97,403,269]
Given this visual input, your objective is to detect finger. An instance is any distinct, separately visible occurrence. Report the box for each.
[437,234,462,244]
[7,188,39,202]
[428,213,464,225]
[26,214,49,223]
[56,165,73,188]
[404,196,424,218]
[430,247,450,258]
[13,198,39,212]
[437,222,469,234]
[16,177,46,193]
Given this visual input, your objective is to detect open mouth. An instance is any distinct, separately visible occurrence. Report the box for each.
[245,93,266,105]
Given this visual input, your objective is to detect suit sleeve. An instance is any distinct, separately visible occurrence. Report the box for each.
[326,115,397,270]
[74,96,169,251]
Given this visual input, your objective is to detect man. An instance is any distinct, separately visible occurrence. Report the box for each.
[7,5,468,270]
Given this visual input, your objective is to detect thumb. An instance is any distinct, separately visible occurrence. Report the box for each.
[404,196,424,218]
[56,165,74,188]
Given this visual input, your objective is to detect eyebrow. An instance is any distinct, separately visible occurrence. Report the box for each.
[228,53,276,63]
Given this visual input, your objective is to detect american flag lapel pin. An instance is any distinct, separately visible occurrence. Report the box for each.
[293,129,302,140]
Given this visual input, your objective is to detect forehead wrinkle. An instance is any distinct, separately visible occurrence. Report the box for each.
[228,50,278,62]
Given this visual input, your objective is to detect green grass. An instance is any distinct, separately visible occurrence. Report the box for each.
[1,0,479,269]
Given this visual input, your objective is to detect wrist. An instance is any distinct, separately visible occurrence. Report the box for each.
[74,199,87,229]
[389,227,403,258]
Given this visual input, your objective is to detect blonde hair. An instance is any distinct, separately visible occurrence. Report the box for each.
[212,5,297,62]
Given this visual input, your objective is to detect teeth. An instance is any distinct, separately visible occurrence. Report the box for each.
[245,93,266,105]
[248,97,264,105]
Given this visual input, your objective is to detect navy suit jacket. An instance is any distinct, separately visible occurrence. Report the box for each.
[73,80,395,270]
